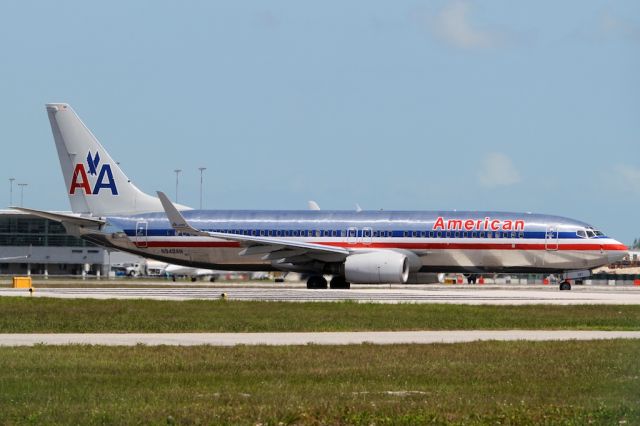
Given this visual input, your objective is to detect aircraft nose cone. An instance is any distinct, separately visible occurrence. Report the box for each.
[607,240,628,264]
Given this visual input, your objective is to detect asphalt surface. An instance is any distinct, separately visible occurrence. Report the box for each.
[1,284,640,305]
[2,330,640,347]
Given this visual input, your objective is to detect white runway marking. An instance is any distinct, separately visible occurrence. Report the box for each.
[1,285,640,305]
[1,330,639,347]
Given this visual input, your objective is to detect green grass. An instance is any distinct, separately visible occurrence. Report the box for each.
[1,297,639,332]
[0,341,638,425]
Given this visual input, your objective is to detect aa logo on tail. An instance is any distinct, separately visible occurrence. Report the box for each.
[69,151,118,195]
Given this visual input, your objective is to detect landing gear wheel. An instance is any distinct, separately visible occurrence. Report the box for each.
[306,276,328,289]
[330,276,350,289]
[559,281,571,291]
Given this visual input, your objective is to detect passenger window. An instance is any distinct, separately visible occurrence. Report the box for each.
[437,231,442,238]
[413,231,418,237]
[429,231,434,238]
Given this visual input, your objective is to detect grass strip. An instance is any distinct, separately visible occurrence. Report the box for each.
[0,297,639,332]
[0,340,638,425]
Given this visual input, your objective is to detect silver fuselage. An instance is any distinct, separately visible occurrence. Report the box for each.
[82,210,627,275]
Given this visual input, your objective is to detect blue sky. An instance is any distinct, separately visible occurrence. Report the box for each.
[1,1,638,242]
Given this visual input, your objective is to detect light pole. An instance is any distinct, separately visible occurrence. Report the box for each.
[174,169,182,202]
[8,178,15,206]
[18,183,27,207]
[198,167,206,209]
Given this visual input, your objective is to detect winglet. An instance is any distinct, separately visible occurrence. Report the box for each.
[157,191,208,236]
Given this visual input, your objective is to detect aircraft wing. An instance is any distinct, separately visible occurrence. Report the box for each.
[157,192,349,264]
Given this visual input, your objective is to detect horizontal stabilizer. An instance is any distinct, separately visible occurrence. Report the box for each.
[10,207,105,227]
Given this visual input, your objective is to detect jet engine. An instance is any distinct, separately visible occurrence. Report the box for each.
[344,251,409,284]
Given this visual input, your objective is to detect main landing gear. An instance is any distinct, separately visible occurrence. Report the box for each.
[559,280,572,291]
[306,276,351,289]
[330,276,350,289]
[306,275,327,289]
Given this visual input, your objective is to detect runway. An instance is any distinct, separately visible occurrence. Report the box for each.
[1,285,640,305]
[2,330,640,347]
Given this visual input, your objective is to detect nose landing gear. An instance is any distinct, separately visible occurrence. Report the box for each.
[559,280,571,291]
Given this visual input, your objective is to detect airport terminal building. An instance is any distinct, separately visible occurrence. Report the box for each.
[0,210,136,277]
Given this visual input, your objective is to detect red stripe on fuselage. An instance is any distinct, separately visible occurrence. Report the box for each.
[146,241,242,248]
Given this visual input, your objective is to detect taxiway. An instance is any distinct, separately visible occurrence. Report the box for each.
[2,330,640,347]
[1,285,640,305]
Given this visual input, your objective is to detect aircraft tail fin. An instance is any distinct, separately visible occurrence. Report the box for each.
[46,103,188,216]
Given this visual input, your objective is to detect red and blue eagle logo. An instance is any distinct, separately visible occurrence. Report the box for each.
[69,151,118,195]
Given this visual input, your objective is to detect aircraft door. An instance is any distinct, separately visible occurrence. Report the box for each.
[362,227,373,245]
[135,221,148,248]
[545,225,559,251]
[347,227,358,244]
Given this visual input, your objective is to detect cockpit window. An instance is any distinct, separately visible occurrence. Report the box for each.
[594,230,604,237]
[586,230,595,238]
[576,230,586,238]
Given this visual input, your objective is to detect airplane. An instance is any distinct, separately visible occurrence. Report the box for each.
[13,103,628,290]
[0,256,29,261]
[309,200,363,212]
[162,264,226,282]
[0,246,32,262]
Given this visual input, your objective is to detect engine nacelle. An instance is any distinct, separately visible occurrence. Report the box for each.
[344,251,409,284]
